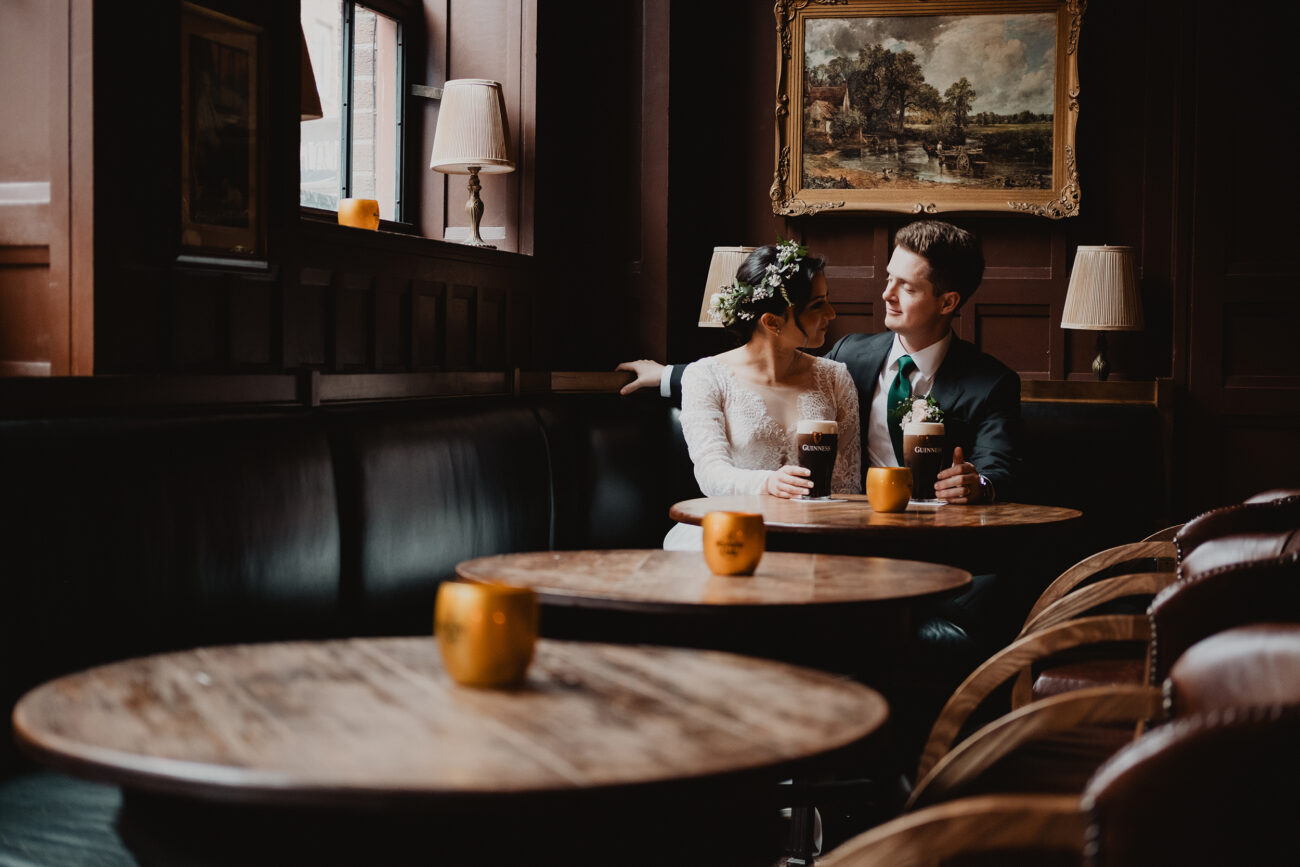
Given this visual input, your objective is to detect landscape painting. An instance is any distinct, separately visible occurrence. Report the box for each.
[773,0,1082,218]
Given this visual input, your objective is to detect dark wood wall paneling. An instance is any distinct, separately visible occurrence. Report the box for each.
[1186,2,1300,511]
[91,0,540,377]
[531,2,644,369]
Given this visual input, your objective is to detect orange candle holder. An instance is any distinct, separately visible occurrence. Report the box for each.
[866,467,912,512]
[434,580,538,687]
[701,511,766,576]
[338,198,380,230]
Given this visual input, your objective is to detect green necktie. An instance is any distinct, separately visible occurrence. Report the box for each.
[887,355,915,465]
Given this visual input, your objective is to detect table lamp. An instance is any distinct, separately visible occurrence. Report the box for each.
[698,246,756,327]
[1061,245,1143,381]
[429,79,514,249]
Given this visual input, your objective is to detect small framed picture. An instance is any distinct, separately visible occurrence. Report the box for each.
[179,2,264,258]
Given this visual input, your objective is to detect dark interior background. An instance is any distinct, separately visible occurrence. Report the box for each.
[4,0,1295,518]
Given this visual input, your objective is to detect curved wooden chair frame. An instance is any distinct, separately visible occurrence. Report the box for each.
[906,684,1163,811]
[1022,540,1176,627]
[1019,571,1176,638]
[916,614,1151,782]
[816,793,1086,866]
[1141,523,1184,542]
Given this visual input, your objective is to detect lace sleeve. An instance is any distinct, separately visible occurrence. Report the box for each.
[679,361,772,497]
[829,361,863,494]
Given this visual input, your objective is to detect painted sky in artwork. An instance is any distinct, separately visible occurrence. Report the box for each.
[805,13,1056,115]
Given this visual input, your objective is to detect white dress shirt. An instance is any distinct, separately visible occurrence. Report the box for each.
[866,331,953,468]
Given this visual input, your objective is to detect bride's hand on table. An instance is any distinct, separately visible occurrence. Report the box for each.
[766,466,814,498]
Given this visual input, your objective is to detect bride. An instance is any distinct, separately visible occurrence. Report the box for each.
[664,241,861,550]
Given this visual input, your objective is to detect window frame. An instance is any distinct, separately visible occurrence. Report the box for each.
[300,0,411,229]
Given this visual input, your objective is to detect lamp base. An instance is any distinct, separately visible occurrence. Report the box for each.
[1091,332,1110,381]
[461,167,496,250]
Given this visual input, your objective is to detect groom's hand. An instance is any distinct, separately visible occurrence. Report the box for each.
[616,359,665,395]
[935,446,984,504]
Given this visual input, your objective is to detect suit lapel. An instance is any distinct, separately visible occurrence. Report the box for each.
[930,337,970,415]
[848,331,892,394]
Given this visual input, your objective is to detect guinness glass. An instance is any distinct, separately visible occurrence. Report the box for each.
[903,421,946,500]
[796,419,838,499]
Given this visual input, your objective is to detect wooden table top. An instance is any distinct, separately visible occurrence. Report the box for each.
[456,549,971,611]
[670,494,1082,536]
[13,637,887,809]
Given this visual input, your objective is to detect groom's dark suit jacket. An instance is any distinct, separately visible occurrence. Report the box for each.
[668,329,1022,499]
[824,331,1022,500]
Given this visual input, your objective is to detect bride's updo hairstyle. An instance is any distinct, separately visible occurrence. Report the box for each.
[711,242,826,344]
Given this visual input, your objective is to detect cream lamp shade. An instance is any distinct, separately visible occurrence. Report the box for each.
[429,79,514,248]
[698,246,756,327]
[1061,245,1143,380]
[1061,245,1143,331]
[429,79,514,173]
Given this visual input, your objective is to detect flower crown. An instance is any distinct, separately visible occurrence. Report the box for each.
[707,239,808,327]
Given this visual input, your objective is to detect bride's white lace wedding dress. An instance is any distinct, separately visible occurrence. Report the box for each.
[663,354,862,550]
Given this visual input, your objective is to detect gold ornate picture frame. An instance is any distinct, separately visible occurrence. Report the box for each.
[772,0,1084,218]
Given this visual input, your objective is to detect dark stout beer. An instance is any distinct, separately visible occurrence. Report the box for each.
[796,419,838,499]
[903,421,945,500]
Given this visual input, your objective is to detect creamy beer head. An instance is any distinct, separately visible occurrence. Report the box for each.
[903,421,944,436]
[797,419,838,435]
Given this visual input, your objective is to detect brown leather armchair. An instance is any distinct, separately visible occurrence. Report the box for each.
[1082,622,1300,866]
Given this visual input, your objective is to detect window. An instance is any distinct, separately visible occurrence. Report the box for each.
[300,0,404,222]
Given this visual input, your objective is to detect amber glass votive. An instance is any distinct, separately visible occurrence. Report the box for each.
[866,467,912,512]
[701,511,766,576]
[338,198,380,230]
[434,581,538,687]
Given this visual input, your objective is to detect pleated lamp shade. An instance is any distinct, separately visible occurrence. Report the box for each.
[1061,245,1143,331]
[429,79,515,175]
[698,247,756,327]
[300,24,323,122]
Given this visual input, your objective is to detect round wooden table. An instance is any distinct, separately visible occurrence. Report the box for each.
[670,495,1083,570]
[456,549,971,677]
[456,549,970,611]
[13,637,888,866]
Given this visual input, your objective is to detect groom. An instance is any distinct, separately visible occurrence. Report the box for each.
[618,219,1021,505]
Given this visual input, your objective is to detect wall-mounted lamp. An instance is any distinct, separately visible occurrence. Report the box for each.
[429,79,515,248]
[1061,245,1143,381]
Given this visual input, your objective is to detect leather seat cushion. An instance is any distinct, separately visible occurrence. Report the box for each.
[1033,657,1146,699]
[1167,623,1300,715]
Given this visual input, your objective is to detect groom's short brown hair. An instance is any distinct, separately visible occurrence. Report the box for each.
[894,220,985,308]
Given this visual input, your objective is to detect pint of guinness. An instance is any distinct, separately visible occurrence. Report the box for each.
[903,421,946,500]
[796,419,838,499]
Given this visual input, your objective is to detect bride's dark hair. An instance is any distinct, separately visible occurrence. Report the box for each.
[724,244,826,344]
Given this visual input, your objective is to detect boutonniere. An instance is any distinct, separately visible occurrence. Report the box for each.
[896,395,944,429]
